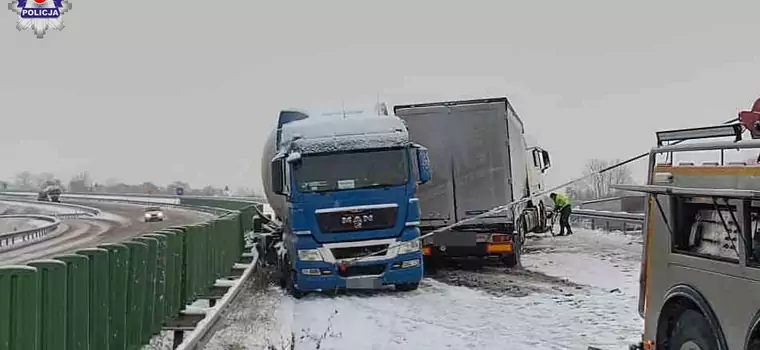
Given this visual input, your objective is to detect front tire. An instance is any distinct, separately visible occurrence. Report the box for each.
[669,309,719,349]
[282,259,302,299]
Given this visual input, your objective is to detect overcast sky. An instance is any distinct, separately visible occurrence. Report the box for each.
[2,1,760,192]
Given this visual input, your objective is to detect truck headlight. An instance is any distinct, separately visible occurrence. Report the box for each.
[144,213,151,218]
[297,249,323,261]
[157,212,164,217]
[397,239,420,254]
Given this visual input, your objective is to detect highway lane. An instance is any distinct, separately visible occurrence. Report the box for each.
[0,200,213,265]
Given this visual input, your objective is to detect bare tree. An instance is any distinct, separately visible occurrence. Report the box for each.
[567,158,634,202]
[138,182,160,194]
[14,171,34,190]
[200,185,219,196]
[69,171,92,192]
[234,186,256,197]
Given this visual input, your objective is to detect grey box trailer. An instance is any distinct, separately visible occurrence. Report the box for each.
[394,97,552,267]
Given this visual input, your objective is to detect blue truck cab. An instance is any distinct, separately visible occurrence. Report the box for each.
[264,104,432,297]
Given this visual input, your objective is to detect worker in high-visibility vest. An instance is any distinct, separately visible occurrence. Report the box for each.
[549,192,573,236]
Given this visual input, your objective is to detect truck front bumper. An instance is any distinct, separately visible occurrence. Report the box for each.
[293,252,423,292]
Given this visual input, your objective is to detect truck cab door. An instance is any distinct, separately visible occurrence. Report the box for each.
[527,148,545,195]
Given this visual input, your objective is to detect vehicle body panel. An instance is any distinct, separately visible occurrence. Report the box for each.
[394,98,534,258]
[631,140,760,349]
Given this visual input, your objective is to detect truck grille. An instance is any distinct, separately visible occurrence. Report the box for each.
[338,264,385,277]
[316,206,397,233]
[331,244,388,260]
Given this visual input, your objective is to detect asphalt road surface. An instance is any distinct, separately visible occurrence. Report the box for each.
[0,199,213,265]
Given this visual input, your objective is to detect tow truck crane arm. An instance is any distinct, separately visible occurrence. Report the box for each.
[740,97,760,139]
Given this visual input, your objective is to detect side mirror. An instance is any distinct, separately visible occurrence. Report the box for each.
[271,156,285,195]
[541,150,551,171]
[415,146,432,184]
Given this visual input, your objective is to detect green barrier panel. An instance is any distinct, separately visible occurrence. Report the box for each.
[123,241,147,350]
[183,225,197,303]
[54,254,90,350]
[162,228,186,314]
[26,260,67,350]
[197,224,210,296]
[133,236,158,343]
[218,218,231,274]
[98,243,129,350]
[226,216,240,269]
[143,233,167,335]
[159,230,179,319]
[75,248,109,350]
[206,221,219,282]
[0,266,39,350]
[200,223,214,288]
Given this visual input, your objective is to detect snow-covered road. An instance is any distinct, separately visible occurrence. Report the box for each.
[191,228,645,350]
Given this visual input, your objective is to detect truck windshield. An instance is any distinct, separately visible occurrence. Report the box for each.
[294,148,408,193]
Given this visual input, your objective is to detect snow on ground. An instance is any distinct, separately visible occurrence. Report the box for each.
[200,228,644,350]
[0,218,50,233]
[0,200,82,215]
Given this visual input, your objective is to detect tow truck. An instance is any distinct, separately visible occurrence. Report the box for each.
[618,98,760,350]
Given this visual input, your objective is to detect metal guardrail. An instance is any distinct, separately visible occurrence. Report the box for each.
[0,214,61,251]
[572,208,645,222]
[571,208,645,232]
[0,196,101,217]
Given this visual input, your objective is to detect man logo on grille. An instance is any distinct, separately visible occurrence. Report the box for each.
[342,214,374,229]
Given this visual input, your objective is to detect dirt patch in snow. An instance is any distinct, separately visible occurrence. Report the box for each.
[431,261,586,298]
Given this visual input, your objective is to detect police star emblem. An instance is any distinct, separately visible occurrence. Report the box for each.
[8,0,71,38]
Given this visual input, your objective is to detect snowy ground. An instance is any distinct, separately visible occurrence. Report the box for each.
[0,200,82,215]
[0,217,50,233]
[193,228,643,350]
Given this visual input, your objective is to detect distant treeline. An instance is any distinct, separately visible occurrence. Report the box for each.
[1,171,258,197]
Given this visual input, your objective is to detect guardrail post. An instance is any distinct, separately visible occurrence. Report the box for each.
[26,260,67,350]
[75,248,109,349]
[0,266,39,350]
[54,254,90,350]
[98,243,130,350]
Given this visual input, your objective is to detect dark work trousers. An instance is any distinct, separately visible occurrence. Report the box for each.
[559,205,573,235]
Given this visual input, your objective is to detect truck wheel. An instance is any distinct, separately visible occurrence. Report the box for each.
[395,283,419,292]
[284,267,303,299]
[518,218,528,249]
[668,309,719,349]
[538,201,548,232]
[501,253,518,268]
[423,255,440,274]
[749,337,760,350]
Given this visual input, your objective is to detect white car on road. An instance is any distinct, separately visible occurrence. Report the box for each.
[144,206,165,222]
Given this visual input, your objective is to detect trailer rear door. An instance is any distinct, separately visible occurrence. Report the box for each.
[395,99,514,227]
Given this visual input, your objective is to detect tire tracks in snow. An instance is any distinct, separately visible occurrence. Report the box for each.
[0,219,110,265]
